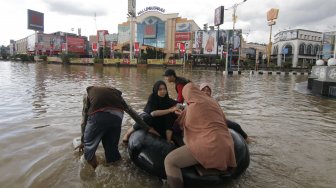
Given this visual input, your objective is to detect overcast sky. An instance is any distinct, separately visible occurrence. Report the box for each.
[1,0,335,46]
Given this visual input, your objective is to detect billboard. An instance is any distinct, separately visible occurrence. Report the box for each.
[66,37,85,54]
[214,6,224,26]
[217,30,227,47]
[176,23,191,32]
[27,34,37,51]
[128,0,136,16]
[118,25,130,44]
[203,30,217,54]
[267,8,279,21]
[105,34,118,42]
[226,29,242,50]
[322,32,336,59]
[194,29,232,55]
[97,30,108,42]
[175,41,190,50]
[27,9,44,32]
[194,31,203,54]
[92,43,98,52]
[175,32,191,42]
[144,24,157,39]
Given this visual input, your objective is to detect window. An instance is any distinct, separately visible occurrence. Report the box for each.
[307,45,313,55]
[299,43,305,55]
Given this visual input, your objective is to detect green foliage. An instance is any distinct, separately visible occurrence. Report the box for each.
[283,61,292,69]
[104,47,111,58]
[94,58,104,64]
[60,53,78,63]
[137,59,147,64]
[12,54,34,62]
[141,47,166,60]
[114,51,122,59]
[185,60,192,64]
[39,55,47,61]
[0,45,9,59]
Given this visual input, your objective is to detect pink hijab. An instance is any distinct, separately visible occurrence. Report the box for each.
[176,83,236,170]
[199,82,211,92]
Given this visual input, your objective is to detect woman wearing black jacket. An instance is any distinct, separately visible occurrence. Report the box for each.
[122,80,180,143]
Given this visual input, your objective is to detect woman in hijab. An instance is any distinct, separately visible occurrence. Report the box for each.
[122,80,181,143]
[164,83,236,188]
[199,83,252,143]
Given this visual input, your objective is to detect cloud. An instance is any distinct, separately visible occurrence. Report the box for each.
[43,0,108,17]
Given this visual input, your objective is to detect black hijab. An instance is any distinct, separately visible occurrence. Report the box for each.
[144,80,177,113]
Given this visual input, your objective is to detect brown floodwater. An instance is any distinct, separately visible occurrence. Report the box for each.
[0,61,335,188]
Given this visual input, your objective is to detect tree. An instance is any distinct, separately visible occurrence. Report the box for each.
[1,45,9,60]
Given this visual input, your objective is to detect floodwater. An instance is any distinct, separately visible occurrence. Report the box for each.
[0,61,335,188]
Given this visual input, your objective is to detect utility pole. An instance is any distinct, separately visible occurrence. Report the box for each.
[226,0,247,71]
[266,8,279,67]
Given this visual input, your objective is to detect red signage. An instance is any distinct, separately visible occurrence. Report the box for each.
[134,42,139,52]
[134,42,140,57]
[175,32,191,42]
[66,37,85,54]
[144,24,156,38]
[180,43,185,53]
[175,42,188,52]
[92,43,98,52]
[27,9,44,32]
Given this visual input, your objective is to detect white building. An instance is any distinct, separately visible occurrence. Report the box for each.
[272,29,322,67]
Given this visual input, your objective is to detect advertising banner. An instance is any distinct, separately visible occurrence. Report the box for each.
[61,43,66,52]
[226,29,242,50]
[105,34,118,42]
[97,30,108,42]
[92,42,98,52]
[175,32,191,42]
[118,25,130,44]
[66,37,85,54]
[202,30,217,54]
[134,42,139,57]
[134,42,139,52]
[144,24,157,39]
[214,6,224,26]
[217,30,227,47]
[267,8,279,21]
[322,32,336,59]
[175,41,190,50]
[27,34,36,51]
[176,23,191,32]
[128,0,136,16]
[27,9,44,32]
[194,30,203,54]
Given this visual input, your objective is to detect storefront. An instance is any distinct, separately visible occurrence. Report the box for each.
[118,6,200,59]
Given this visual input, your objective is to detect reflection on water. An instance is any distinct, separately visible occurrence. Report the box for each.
[0,61,335,188]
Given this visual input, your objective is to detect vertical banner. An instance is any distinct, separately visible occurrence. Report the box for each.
[180,43,185,53]
[214,6,224,26]
[61,43,66,52]
[92,43,98,52]
[203,30,217,54]
[195,30,203,54]
[134,42,139,57]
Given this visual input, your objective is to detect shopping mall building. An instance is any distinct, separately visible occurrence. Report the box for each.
[115,6,200,59]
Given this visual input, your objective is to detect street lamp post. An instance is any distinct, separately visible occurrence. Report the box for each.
[266,8,279,67]
[226,0,247,71]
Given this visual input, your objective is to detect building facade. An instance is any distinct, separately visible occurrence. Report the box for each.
[11,32,88,56]
[272,29,322,67]
[117,7,200,59]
